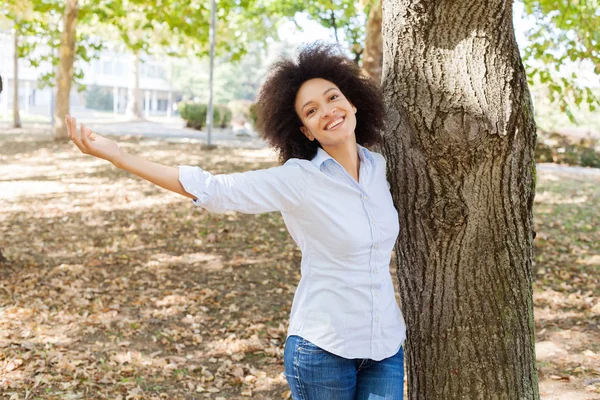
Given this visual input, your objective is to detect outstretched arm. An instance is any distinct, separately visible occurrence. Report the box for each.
[66,115,195,200]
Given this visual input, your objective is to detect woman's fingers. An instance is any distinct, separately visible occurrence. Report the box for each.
[66,115,87,153]
[66,115,74,140]
[82,124,97,141]
[66,115,102,159]
[80,123,90,147]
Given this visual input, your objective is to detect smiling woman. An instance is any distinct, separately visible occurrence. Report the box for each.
[295,78,358,154]
[255,43,387,164]
[66,41,405,400]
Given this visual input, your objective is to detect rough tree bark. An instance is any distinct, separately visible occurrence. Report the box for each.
[381,1,539,399]
[53,0,78,140]
[362,0,383,84]
[13,29,22,128]
[126,52,144,120]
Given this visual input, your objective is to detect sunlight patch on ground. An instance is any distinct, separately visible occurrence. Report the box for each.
[535,191,589,205]
[234,147,279,160]
[534,288,597,313]
[145,252,224,273]
[1,158,107,181]
[577,254,600,267]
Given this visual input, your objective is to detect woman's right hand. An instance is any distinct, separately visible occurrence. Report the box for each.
[66,115,124,166]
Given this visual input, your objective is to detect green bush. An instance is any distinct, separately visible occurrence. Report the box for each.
[179,101,230,130]
[179,101,207,130]
[217,105,232,128]
[178,101,188,120]
[535,142,554,163]
[580,147,600,168]
[535,133,600,167]
[249,103,257,126]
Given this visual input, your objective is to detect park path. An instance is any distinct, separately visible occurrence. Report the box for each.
[3,119,599,178]
[0,116,268,149]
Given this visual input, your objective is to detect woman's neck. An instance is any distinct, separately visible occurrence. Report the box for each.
[322,141,360,182]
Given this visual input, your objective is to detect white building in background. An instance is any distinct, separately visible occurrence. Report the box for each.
[0,29,181,121]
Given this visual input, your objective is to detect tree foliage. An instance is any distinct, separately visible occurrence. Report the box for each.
[301,0,367,63]
[300,0,598,121]
[520,0,599,121]
[1,0,301,97]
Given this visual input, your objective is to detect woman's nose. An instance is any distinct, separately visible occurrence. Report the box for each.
[322,106,338,118]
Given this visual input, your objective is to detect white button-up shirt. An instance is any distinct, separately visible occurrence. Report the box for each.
[178,144,406,361]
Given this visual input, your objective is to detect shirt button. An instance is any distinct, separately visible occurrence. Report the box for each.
[372,269,378,275]
[363,196,368,200]
[373,243,379,249]
[371,219,376,225]
[375,317,380,322]
[374,291,379,297]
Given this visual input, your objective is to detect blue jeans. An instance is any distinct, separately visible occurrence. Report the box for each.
[283,335,405,400]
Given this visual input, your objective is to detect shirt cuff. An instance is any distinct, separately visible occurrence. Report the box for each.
[178,165,211,206]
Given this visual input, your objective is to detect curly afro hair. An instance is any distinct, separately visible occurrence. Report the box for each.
[254,41,386,163]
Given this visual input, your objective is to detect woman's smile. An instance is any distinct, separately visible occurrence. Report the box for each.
[324,116,345,131]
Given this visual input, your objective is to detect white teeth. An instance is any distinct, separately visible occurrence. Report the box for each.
[326,117,344,130]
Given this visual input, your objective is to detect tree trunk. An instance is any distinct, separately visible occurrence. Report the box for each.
[125,52,144,120]
[362,0,383,84]
[381,1,539,399]
[53,0,78,140]
[13,30,22,128]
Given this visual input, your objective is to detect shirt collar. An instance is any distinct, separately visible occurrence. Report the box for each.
[310,143,375,170]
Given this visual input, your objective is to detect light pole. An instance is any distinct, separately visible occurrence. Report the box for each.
[206,0,216,147]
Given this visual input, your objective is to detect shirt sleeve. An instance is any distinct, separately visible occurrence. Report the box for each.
[177,159,309,214]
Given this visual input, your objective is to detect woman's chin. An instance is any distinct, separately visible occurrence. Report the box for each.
[321,131,356,148]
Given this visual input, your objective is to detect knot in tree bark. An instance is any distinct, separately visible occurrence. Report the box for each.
[432,197,468,227]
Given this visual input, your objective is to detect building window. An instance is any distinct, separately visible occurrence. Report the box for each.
[114,62,125,77]
[154,99,168,111]
[93,60,102,74]
[103,61,112,75]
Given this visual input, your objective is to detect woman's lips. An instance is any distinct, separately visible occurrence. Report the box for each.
[325,116,345,131]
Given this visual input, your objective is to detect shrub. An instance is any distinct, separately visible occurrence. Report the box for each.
[249,103,257,126]
[535,131,600,167]
[179,101,207,130]
[580,147,600,168]
[179,101,230,130]
[217,105,232,128]
[535,142,554,163]
[178,101,189,121]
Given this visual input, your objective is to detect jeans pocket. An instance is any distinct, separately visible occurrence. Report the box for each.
[298,337,327,355]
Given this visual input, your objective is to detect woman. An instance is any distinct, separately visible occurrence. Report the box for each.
[67,42,406,400]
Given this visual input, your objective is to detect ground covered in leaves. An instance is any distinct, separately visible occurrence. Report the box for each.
[0,131,599,399]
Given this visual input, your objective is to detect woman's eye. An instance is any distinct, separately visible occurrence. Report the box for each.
[330,94,339,100]
[306,109,315,116]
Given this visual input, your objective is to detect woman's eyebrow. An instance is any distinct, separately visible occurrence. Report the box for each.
[301,87,338,110]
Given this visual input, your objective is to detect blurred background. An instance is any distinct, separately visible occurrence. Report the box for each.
[0,0,598,163]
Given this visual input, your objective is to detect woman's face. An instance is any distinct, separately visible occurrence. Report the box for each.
[294,78,357,148]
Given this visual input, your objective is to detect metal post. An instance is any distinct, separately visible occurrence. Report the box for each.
[206,0,216,146]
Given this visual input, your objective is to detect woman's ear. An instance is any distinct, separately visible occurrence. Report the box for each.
[300,126,314,141]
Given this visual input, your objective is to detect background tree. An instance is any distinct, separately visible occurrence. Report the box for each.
[521,0,599,122]
[381,1,539,399]
[53,0,78,140]
[361,0,382,83]
[363,0,599,120]
[0,0,33,128]
[2,0,109,138]
[302,0,367,64]
[12,29,22,128]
